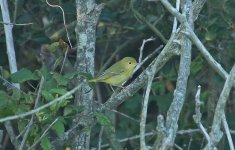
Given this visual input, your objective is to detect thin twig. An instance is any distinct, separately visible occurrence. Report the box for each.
[174,144,183,150]
[0,21,33,26]
[100,128,202,148]
[45,0,73,48]
[222,113,235,150]
[0,83,83,122]
[193,85,211,145]
[133,45,163,74]
[139,37,155,63]
[172,0,180,33]
[0,0,19,89]
[4,121,19,148]
[19,77,44,150]
[140,71,154,150]
[110,109,139,123]
[28,118,59,150]
[97,126,104,150]
[187,136,193,150]
[60,46,69,74]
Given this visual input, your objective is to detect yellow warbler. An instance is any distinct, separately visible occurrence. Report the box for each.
[89,57,137,86]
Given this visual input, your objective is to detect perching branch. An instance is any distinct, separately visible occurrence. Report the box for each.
[101,0,207,112]
[102,33,177,111]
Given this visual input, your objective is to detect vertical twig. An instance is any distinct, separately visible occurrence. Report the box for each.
[0,0,19,88]
[172,0,180,33]
[222,113,234,150]
[97,127,104,150]
[193,85,212,146]
[0,1,20,149]
[19,77,44,150]
[140,71,154,150]
[139,37,155,63]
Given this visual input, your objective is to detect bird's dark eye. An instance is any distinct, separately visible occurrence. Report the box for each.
[128,61,132,64]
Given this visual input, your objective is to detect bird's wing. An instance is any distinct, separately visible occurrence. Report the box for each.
[97,70,124,81]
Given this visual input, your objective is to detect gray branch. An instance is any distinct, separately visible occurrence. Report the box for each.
[193,85,212,146]
[204,65,235,149]
[153,0,193,149]
[0,1,20,149]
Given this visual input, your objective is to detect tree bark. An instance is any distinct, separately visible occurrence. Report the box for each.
[74,0,103,149]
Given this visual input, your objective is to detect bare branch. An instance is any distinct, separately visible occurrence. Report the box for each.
[140,71,154,149]
[172,0,180,33]
[193,85,212,146]
[160,0,228,80]
[0,21,33,26]
[4,121,20,148]
[206,65,235,148]
[222,113,234,150]
[0,0,19,88]
[97,127,104,150]
[139,37,155,63]
[133,45,163,74]
[154,0,193,149]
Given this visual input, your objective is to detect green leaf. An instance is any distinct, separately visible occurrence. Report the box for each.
[0,91,16,116]
[42,78,57,91]
[50,88,68,96]
[40,136,51,150]
[11,68,38,83]
[63,71,78,79]
[53,73,69,86]
[11,89,21,100]
[63,105,84,116]
[42,90,54,101]
[52,119,65,137]
[23,92,35,104]
[94,112,112,126]
[35,65,51,81]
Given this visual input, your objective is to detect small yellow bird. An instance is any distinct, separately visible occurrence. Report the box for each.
[89,57,137,86]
